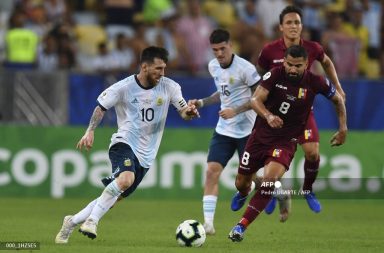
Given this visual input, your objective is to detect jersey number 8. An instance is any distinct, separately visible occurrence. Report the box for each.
[279,102,290,114]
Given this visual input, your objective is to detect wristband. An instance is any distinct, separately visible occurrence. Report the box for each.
[198,99,204,108]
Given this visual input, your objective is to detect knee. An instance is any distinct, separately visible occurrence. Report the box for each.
[116,172,135,191]
[304,146,319,161]
[205,163,222,182]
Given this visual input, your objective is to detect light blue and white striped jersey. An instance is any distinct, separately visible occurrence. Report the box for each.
[208,55,260,138]
[97,75,187,168]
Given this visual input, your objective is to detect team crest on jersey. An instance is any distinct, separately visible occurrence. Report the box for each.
[263,72,271,80]
[229,76,234,84]
[272,149,282,157]
[298,88,307,99]
[156,97,163,106]
[304,129,312,140]
[124,159,131,167]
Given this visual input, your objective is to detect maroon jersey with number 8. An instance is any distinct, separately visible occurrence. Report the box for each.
[254,66,335,145]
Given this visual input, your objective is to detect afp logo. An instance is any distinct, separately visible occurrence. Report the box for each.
[261,180,282,188]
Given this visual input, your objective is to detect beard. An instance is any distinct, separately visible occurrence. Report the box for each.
[285,73,302,82]
[146,75,160,87]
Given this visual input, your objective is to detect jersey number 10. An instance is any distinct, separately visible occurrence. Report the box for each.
[140,108,154,122]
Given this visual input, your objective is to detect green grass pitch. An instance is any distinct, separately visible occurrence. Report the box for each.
[0,198,383,253]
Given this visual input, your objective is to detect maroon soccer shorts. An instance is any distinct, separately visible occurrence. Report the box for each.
[238,141,297,175]
[298,110,320,144]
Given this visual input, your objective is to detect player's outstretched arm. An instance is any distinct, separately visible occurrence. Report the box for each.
[76,106,105,151]
[329,91,348,146]
[188,91,220,109]
[321,54,346,102]
[251,85,283,128]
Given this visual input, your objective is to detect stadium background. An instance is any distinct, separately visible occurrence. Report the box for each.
[0,0,383,200]
[0,1,383,252]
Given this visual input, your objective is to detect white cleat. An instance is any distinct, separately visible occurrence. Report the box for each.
[55,215,76,244]
[203,223,216,235]
[79,218,98,239]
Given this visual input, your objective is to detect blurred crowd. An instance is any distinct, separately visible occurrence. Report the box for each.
[0,0,383,79]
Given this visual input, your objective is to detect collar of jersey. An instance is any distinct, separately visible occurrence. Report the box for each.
[221,54,235,69]
[135,74,154,90]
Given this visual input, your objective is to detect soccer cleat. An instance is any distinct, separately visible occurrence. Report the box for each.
[231,192,248,211]
[203,223,216,235]
[278,194,291,222]
[55,215,76,244]
[264,197,277,215]
[79,218,98,239]
[305,192,321,213]
[101,176,114,187]
[228,224,246,242]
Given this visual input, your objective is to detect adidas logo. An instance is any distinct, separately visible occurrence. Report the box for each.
[131,98,139,104]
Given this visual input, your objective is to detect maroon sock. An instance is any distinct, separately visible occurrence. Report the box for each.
[240,185,274,228]
[303,159,320,192]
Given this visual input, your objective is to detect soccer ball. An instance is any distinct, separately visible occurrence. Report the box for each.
[175,220,206,247]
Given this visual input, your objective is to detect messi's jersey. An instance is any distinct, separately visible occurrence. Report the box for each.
[254,66,335,145]
[208,54,260,138]
[97,75,187,168]
[258,38,325,70]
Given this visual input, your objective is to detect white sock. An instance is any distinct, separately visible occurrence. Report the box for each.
[203,195,218,225]
[89,180,123,222]
[72,198,98,224]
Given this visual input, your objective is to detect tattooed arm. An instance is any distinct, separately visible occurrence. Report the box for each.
[76,106,105,151]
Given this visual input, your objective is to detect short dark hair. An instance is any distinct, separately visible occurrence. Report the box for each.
[140,46,169,64]
[209,29,230,44]
[279,5,303,24]
[285,45,308,59]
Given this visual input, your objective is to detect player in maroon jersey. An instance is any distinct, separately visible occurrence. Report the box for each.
[256,5,346,220]
[228,45,347,242]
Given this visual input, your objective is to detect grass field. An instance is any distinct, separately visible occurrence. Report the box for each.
[0,197,383,253]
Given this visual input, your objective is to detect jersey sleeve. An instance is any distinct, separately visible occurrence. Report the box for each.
[259,68,279,92]
[242,62,261,87]
[169,81,188,111]
[97,81,124,110]
[315,75,336,99]
[313,41,325,62]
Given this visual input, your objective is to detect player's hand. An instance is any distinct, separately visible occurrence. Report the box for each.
[330,129,347,146]
[266,114,283,128]
[219,108,236,119]
[184,104,200,120]
[76,130,95,151]
[188,99,203,109]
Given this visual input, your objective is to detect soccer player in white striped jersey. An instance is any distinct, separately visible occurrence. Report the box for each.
[55,46,200,244]
[188,29,260,235]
